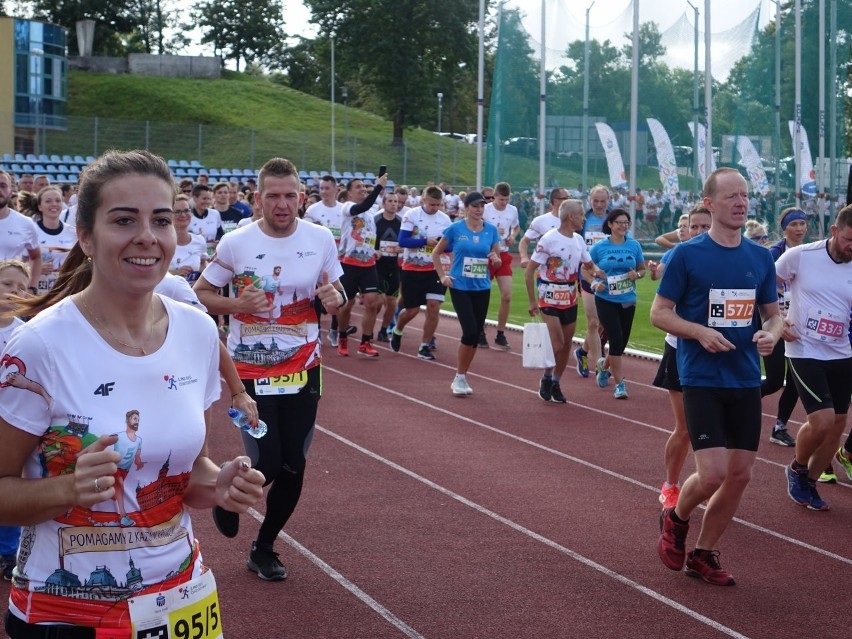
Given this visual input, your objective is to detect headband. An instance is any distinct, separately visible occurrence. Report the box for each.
[781,210,807,230]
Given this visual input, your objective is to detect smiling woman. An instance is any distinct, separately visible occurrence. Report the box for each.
[0,150,265,635]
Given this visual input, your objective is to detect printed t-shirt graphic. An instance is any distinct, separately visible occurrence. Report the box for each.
[531,229,590,308]
[35,222,77,293]
[400,207,452,271]
[484,202,519,252]
[203,220,342,380]
[339,201,378,267]
[305,201,343,246]
[0,296,220,627]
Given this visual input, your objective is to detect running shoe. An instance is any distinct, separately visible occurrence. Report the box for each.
[376,328,390,343]
[494,332,511,350]
[478,331,489,348]
[658,483,680,510]
[327,329,339,348]
[461,378,473,395]
[1,554,15,581]
[818,466,837,484]
[807,483,830,511]
[786,463,811,507]
[574,348,589,378]
[427,337,437,350]
[451,377,468,396]
[212,505,239,538]
[550,381,567,403]
[835,448,852,481]
[613,381,628,399]
[538,377,552,402]
[684,550,735,586]
[247,542,288,581]
[390,330,402,353]
[417,345,436,360]
[595,358,611,388]
[358,340,379,357]
[769,428,796,447]
[337,336,349,357]
[658,508,689,571]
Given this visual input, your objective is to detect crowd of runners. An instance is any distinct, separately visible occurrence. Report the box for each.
[0,155,850,636]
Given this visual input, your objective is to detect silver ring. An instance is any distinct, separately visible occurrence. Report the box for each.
[94,477,101,493]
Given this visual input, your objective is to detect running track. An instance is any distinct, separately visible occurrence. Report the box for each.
[2,307,849,638]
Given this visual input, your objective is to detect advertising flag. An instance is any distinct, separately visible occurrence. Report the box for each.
[594,123,627,190]
[647,118,680,197]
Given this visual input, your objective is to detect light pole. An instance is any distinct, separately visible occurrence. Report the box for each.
[582,1,594,197]
[437,92,444,181]
[330,38,336,173]
[31,47,44,157]
[771,0,781,220]
[342,85,349,173]
[686,1,699,194]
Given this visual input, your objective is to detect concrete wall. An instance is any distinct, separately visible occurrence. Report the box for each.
[69,56,128,73]
[128,54,221,79]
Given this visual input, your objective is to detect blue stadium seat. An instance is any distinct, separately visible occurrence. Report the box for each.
[186,168,199,178]
[342,171,354,180]
[190,160,201,168]
[57,165,69,173]
[61,155,73,164]
[331,171,342,180]
[2,154,13,162]
[174,168,187,177]
[365,172,376,180]
[45,165,57,173]
[219,169,231,177]
[306,178,317,187]
[309,171,320,179]
[85,156,95,164]
[354,171,364,179]
[14,154,25,162]
[179,160,190,168]
[25,154,37,162]
[229,176,240,183]
[298,170,309,180]
[386,179,395,188]
[22,164,33,172]
[37,154,48,163]
[55,174,67,183]
[167,159,178,168]
[33,164,45,173]
[49,154,61,163]
[10,163,21,173]
[73,155,85,164]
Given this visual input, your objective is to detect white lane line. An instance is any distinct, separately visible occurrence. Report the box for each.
[246,508,427,639]
[324,367,852,565]
[315,425,752,639]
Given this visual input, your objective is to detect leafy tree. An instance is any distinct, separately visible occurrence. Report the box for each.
[192,0,286,71]
[302,0,480,145]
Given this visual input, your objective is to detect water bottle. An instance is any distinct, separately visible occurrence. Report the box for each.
[227,407,268,439]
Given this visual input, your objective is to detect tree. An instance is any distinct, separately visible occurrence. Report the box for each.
[302,0,480,145]
[192,0,286,71]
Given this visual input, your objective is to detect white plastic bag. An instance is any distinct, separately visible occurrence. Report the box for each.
[522,321,555,369]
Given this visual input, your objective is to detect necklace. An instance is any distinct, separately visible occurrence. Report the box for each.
[78,295,156,355]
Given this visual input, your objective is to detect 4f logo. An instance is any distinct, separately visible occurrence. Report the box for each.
[94,382,116,397]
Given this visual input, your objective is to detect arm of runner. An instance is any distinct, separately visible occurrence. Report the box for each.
[26,246,42,291]
[655,229,679,249]
[525,258,540,316]
[220,342,258,427]
[193,274,272,316]
[650,293,736,353]
[313,272,346,314]
[518,235,532,267]
[431,237,453,287]
[505,224,520,247]
[754,302,784,355]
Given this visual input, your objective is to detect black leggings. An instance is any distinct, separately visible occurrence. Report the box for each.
[242,366,321,546]
[761,338,800,423]
[594,297,636,357]
[450,288,491,346]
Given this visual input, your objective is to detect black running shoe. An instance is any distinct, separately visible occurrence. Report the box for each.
[247,542,288,581]
[538,377,552,401]
[550,381,567,403]
[212,506,239,538]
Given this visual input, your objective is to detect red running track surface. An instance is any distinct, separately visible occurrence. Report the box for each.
[2,309,849,638]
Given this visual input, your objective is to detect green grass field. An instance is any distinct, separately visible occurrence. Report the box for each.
[482,267,665,355]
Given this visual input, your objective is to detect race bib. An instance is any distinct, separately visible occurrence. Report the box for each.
[707,288,755,328]
[222,222,238,234]
[804,308,845,342]
[254,371,308,395]
[418,244,434,255]
[541,282,577,307]
[462,257,489,279]
[330,227,342,239]
[380,241,399,257]
[606,273,633,296]
[584,231,605,247]
[129,571,222,639]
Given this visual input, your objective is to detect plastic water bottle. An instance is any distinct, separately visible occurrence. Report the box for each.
[227,407,268,439]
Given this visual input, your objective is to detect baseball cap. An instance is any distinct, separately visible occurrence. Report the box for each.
[464,191,486,207]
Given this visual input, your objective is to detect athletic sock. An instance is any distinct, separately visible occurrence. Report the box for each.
[543,370,553,379]
[392,327,403,336]
[662,481,676,490]
[578,347,587,357]
[551,375,560,383]
[670,510,689,525]
[791,460,808,473]
[361,334,373,344]
[773,420,786,433]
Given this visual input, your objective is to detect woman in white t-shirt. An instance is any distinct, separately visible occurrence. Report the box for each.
[170,193,208,282]
[0,150,264,634]
[19,187,77,294]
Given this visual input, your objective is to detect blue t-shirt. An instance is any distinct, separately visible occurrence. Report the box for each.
[589,237,645,304]
[657,233,778,388]
[442,220,500,291]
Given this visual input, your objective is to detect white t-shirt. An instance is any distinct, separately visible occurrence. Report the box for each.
[305,201,343,244]
[531,229,590,309]
[0,317,24,351]
[444,193,461,214]
[523,212,560,241]
[35,222,77,294]
[0,296,219,625]
[155,273,208,313]
[400,207,452,272]
[406,195,421,208]
[237,217,257,229]
[0,210,39,260]
[188,208,222,245]
[203,219,342,379]
[170,233,207,278]
[484,203,520,252]
[339,202,377,266]
[775,239,852,360]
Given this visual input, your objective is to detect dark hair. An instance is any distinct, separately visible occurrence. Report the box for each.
[837,204,852,230]
[258,158,298,193]
[12,150,173,317]
[602,208,630,235]
[192,183,212,198]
